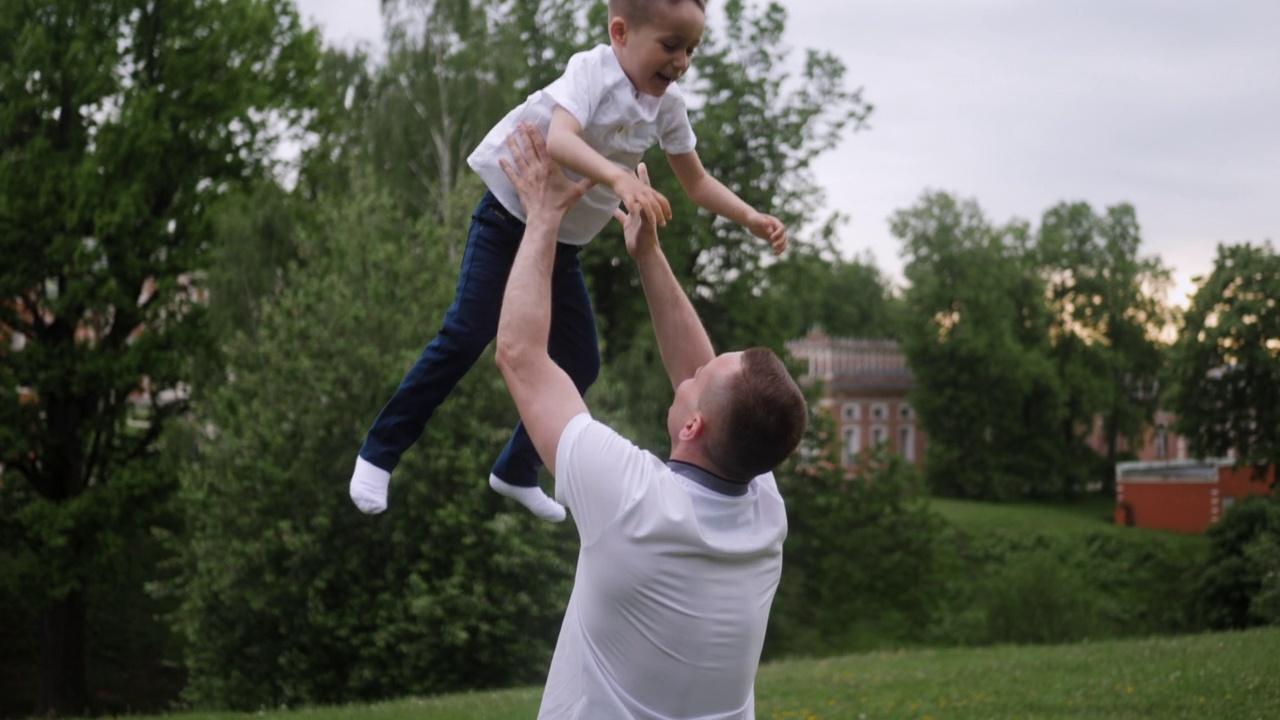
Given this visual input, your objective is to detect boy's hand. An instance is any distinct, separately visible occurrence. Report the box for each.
[613,173,672,228]
[748,211,787,255]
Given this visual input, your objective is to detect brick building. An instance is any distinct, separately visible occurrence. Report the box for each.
[1115,460,1275,533]
[785,331,924,471]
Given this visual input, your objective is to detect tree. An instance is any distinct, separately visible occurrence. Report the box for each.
[763,247,899,341]
[167,169,575,708]
[0,0,320,713]
[1036,202,1172,495]
[894,191,1064,499]
[1169,241,1280,469]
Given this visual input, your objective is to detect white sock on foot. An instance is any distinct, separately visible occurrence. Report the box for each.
[489,474,566,522]
[350,457,391,514]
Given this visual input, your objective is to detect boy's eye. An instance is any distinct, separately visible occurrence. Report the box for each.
[662,43,678,52]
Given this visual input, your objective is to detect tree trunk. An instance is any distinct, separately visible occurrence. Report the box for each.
[1103,406,1120,497]
[39,590,89,716]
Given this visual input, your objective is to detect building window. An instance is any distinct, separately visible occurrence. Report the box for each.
[842,426,861,467]
[871,403,888,421]
[841,402,860,421]
[898,403,913,420]
[899,425,915,462]
[1155,425,1169,459]
[871,425,888,447]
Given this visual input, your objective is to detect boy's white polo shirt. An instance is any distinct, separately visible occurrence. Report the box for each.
[540,412,787,720]
[468,44,697,246]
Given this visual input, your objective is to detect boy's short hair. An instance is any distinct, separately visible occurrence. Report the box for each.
[609,0,707,27]
[702,347,808,481]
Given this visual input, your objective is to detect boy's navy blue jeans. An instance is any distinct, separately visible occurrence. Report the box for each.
[358,191,600,487]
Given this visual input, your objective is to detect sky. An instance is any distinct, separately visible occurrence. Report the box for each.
[292,0,1280,306]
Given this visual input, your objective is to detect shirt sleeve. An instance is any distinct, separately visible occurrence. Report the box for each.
[542,49,602,128]
[555,412,663,545]
[658,84,697,155]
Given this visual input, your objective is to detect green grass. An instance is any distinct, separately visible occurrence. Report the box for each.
[115,628,1279,720]
[930,496,1125,535]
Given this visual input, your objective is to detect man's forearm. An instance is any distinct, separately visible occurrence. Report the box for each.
[497,212,560,368]
[633,245,715,389]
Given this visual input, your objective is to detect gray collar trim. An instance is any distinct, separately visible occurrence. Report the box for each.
[667,460,749,497]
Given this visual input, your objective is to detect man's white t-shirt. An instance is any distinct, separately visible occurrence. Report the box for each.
[540,413,787,720]
[467,44,698,246]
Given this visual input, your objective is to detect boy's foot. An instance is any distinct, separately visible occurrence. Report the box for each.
[350,457,391,514]
[489,474,566,522]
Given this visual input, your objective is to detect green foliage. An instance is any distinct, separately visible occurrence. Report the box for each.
[763,250,900,341]
[768,416,945,657]
[895,193,1172,501]
[1036,202,1172,495]
[1169,241,1280,468]
[166,171,575,709]
[0,0,321,712]
[1246,531,1280,624]
[1195,494,1280,630]
[927,517,1207,647]
[895,192,1064,499]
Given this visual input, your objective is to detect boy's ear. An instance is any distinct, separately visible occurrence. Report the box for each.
[609,16,628,45]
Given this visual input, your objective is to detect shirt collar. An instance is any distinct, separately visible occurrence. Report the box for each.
[667,460,749,497]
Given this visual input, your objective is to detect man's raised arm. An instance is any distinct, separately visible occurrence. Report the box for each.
[614,163,715,390]
[494,124,593,477]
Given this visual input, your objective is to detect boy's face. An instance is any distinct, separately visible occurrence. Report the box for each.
[611,2,706,97]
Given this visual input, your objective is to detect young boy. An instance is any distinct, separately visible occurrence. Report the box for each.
[349,0,786,520]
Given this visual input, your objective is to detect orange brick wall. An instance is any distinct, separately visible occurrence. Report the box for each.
[1115,481,1216,534]
[1218,465,1276,500]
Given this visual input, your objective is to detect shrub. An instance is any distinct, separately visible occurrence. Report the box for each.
[768,428,946,657]
[1196,494,1280,629]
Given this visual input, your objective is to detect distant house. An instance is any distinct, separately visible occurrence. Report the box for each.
[1115,460,1275,533]
[1083,410,1191,463]
[785,330,925,471]
[786,331,1272,534]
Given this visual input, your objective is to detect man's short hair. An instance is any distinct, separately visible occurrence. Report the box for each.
[703,347,808,481]
[608,0,707,27]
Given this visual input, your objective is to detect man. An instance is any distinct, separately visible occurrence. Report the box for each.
[495,123,808,720]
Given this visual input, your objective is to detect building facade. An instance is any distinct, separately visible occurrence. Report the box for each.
[786,331,925,472]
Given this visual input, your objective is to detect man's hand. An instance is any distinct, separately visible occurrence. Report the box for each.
[499,122,594,222]
[613,163,661,260]
[747,211,787,256]
[612,172,672,228]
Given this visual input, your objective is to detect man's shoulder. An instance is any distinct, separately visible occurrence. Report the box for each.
[559,414,649,465]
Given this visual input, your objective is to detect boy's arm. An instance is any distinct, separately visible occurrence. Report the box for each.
[547,107,671,226]
[667,150,787,255]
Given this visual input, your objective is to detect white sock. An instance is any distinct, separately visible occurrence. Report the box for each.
[350,457,391,514]
[489,474,566,522]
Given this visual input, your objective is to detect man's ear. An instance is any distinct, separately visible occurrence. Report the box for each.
[609,16,628,46]
[678,413,706,443]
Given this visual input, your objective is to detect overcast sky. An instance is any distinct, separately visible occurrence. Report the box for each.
[293,0,1280,306]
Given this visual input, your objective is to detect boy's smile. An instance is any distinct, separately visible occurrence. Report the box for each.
[611,1,706,97]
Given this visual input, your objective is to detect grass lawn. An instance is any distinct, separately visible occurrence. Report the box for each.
[928,495,1118,533]
[118,627,1279,720]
